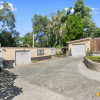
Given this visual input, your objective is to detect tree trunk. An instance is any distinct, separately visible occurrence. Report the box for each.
[56,33,57,45]
[59,36,61,47]
[46,35,48,46]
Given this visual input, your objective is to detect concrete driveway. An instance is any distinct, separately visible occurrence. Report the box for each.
[2,57,100,100]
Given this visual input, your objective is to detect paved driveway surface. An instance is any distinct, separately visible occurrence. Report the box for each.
[6,57,100,100]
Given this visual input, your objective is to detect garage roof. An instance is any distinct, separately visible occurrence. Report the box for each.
[67,38,91,44]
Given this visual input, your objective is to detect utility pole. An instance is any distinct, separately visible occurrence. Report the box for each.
[33,33,34,48]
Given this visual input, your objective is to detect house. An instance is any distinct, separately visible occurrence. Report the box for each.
[0,47,61,68]
[68,38,100,56]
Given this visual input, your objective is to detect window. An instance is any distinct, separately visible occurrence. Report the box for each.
[37,49,44,56]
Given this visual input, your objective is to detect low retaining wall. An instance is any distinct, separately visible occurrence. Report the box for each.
[31,56,52,61]
[84,57,100,72]
[3,55,52,69]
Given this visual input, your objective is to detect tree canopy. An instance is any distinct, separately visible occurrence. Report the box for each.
[0,0,99,47]
[62,14,84,43]
[0,2,20,47]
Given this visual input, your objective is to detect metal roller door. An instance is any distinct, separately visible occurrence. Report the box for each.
[15,50,31,66]
[71,44,86,56]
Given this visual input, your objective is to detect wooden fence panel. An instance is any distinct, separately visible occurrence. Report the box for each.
[91,39,100,53]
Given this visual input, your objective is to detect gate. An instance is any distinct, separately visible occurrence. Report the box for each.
[91,39,100,53]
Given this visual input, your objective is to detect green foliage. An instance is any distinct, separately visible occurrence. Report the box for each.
[88,51,93,56]
[49,33,56,47]
[62,14,84,42]
[31,0,98,47]
[74,0,95,38]
[87,48,93,56]
[37,35,47,47]
[98,56,100,59]
[55,45,62,48]
[31,14,50,47]
[0,2,20,47]
[57,53,66,56]
[0,2,15,31]
[86,56,99,61]
[92,27,100,38]
[0,30,18,47]
[21,32,33,47]
[32,59,38,62]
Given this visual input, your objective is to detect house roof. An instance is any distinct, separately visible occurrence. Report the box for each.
[67,38,91,44]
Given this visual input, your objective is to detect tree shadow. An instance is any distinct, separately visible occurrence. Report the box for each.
[0,70,23,100]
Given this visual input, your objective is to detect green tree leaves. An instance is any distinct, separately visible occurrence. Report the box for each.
[0,2,19,47]
[0,2,15,31]
[62,15,84,42]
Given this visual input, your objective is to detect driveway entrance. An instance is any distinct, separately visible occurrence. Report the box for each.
[7,57,100,100]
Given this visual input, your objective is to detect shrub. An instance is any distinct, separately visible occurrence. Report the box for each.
[86,56,99,61]
[32,59,38,62]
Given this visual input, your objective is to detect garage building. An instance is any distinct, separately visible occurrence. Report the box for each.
[68,38,100,56]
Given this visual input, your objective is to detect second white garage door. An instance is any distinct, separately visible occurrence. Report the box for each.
[71,44,86,56]
[15,50,31,66]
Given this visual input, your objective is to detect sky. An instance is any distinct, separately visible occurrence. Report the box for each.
[0,0,100,37]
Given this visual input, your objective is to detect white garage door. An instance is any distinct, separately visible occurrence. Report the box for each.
[15,51,31,66]
[71,44,86,56]
[0,51,3,68]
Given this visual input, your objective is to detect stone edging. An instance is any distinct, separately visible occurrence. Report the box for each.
[84,57,100,72]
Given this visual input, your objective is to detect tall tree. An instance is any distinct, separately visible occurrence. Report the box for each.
[74,0,95,37]
[0,2,20,47]
[21,32,33,47]
[32,14,51,47]
[0,2,15,31]
[62,14,84,43]
[91,27,100,38]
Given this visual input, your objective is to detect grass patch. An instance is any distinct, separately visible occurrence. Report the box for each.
[32,59,38,62]
[57,53,66,56]
[86,56,100,63]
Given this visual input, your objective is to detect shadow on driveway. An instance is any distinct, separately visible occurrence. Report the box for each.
[0,70,23,100]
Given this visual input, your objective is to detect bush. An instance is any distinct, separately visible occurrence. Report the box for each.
[57,53,66,56]
[86,56,99,61]
[32,59,38,62]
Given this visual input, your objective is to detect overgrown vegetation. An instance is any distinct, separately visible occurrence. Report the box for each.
[32,59,38,62]
[57,53,66,56]
[0,0,100,47]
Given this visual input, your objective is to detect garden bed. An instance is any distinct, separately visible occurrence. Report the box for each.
[84,57,100,72]
[86,56,100,63]
[55,53,66,58]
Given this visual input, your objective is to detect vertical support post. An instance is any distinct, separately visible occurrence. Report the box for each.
[33,34,34,48]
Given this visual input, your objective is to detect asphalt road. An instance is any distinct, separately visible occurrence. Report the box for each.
[3,57,100,100]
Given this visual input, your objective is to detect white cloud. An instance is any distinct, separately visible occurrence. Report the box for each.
[91,8,99,14]
[0,1,3,3]
[65,8,74,13]
[0,1,17,11]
